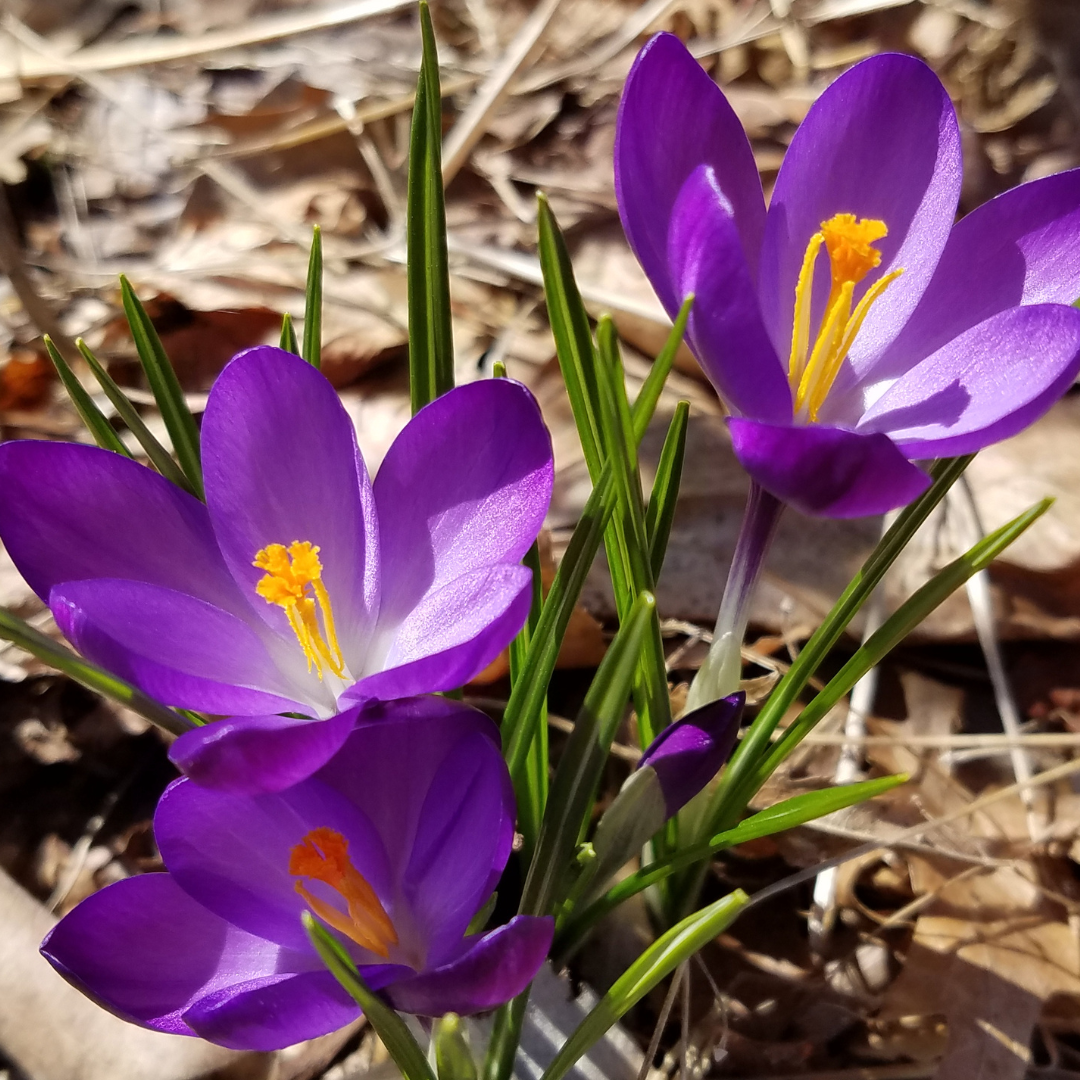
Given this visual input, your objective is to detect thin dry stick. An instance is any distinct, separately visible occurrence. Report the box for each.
[441,0,564,185]
[952,477,1042,840]
[745,755,1080,916]
[810,514,891,948]
[0,0,413,82]
[636,961,687,1080]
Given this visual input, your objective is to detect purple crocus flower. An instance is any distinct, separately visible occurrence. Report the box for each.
[41,696,553,1051]
[0,346,553,790]
[587,694,744,891]
[617,34,1080,518]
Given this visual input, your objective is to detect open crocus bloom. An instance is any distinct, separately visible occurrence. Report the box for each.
[0,346,552,789]
[617,35,1080,517]
[42,697,553,1051]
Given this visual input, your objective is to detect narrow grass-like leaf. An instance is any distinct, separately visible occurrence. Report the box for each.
[434,1015,478,1080]
[700,454,973,837]
[646,400,688,582]
[483,991,530,1080]
[280,311,299,355]
[558,773,907,958]
[119,275,204,499]
[520,592,656,918]
[302,225,322,368]
[595,317,671,746]
[541,891,750,1080]
[537,193,603,475]
[502,473,614,779]
[632,295,692,444]
[44,337,131,457]
[76,339,196,494]
[752,498,1051,787]
[510,542,547,849]
[304,913,436,1080]
[407,0,453,413]
[0,606,191,736]
[502,338,684,783]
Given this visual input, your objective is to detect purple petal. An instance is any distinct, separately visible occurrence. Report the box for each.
[615,32,766,309]
[858,303,1080,458]
[638,693,744,817]
[154,776,392,953]
[372,379,551,639]
[758,54,961,371]
[201,347,379,665]
[667,166,791,422]
[728,419,930,518]
[0,441,244,612]
[50,579,307,716]
[315,697,503,886]
[865,167,1080,384]
[404,731,515,962]
[41,873,294,1037]
[351,564,532,702]
[386,917,553,1017]
[170,710,358,794]
[182,970,360,1051]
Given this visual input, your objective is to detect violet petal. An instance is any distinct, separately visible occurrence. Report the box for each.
[667,165,791,422]
[758,53,962,371]
[169,709,358,794]
[859,303,1080,458]
[615,32,766,306]
[372,378,552,638]
[201,346,379,663]
[386,916,553,1017]
[50,579,305,716]
[728,418,930,518]
[0,441,243,612]
[40,873,294,1037]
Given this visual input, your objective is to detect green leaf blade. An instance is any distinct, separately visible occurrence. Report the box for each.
[280,311,299,355]
[520,591,656,919]
[0,605,191,736]
[541,891,750,1080]
[44,337,132,458]
[302,226,322,368]
[118,276,204,499]
[75,339,197,494]
[646,400,689,585]
[407,0,454,413]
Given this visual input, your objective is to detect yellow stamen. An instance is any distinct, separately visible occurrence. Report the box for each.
[786,213,902,422]
[290,827,398,957]
[253,541,345,679]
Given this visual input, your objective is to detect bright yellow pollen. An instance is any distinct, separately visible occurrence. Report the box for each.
[787,213,903,422]
[290,827,398,957]
[253,541,345,680]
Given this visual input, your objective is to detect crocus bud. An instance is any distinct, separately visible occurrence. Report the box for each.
[587,693,744,896]
[638,691,745,817]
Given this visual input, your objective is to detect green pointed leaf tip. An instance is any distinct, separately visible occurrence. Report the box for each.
[302,226,322,368]
[44,336,131,457]
[280,311,299,355]
[75,338,197,494]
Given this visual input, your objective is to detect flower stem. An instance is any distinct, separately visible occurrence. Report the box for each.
[683,481,783,712]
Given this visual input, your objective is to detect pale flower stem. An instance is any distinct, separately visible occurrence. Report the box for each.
[684,480,783,714]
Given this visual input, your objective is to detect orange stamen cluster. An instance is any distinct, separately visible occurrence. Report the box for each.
[787,213,903,422]
[290,827,398,957]
[253,541,345,679]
